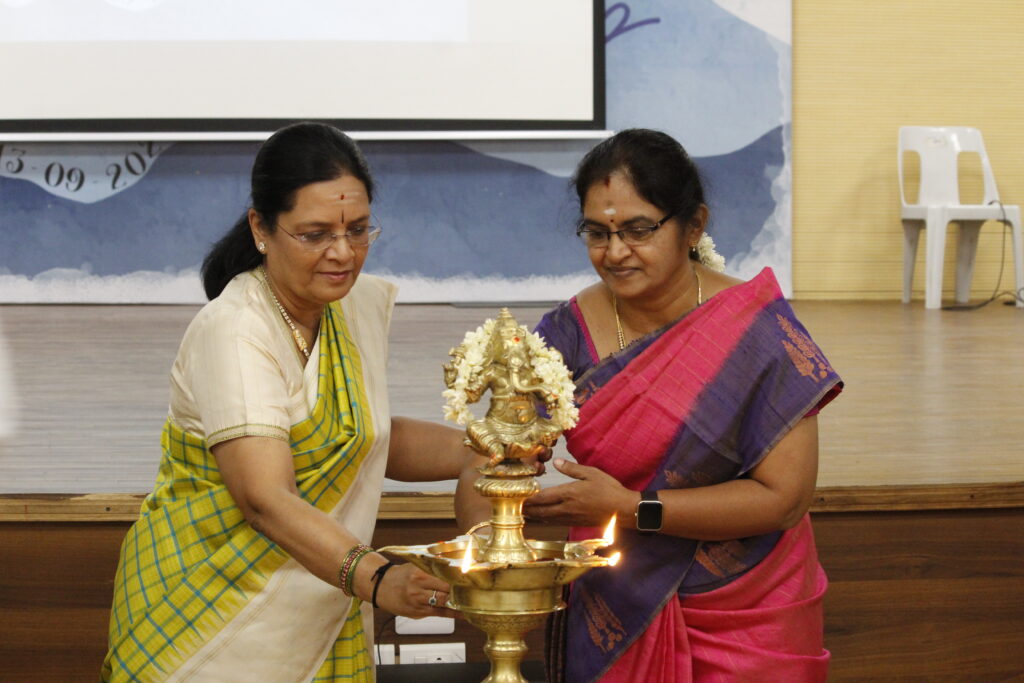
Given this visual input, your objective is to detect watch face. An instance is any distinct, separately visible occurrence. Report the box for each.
[636,499,662,532]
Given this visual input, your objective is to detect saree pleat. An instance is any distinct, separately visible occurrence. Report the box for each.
[103,299,375,682]
[311,607,375,682]
[601,517,829,682]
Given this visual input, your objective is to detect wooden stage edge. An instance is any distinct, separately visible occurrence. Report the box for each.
[3,483,1023,682]
[2,481,1023,522]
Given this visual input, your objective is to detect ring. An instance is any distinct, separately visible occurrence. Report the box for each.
[428,590,438,607]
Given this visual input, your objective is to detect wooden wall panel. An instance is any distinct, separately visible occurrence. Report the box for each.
[0,524,127,682]
[815,510,1024,680]
[2,506,1022,681]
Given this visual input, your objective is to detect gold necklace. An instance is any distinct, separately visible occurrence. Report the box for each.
[259,265,311,359]
[613,268,702,351]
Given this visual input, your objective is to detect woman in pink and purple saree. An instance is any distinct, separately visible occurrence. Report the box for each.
[521,129,842,682]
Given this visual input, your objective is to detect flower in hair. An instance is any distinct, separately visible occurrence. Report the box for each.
[696,233,726,272]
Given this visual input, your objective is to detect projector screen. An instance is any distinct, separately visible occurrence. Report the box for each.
[0,0,603,135]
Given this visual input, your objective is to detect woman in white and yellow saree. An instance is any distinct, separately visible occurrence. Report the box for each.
[103,123,473,682]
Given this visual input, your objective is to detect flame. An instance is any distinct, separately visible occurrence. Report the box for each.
[608,551,622,566]
[603,514,617,544]
[460,537,475,573]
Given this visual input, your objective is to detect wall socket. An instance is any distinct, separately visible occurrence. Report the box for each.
[398,642,466,665]
[374,643,396,665]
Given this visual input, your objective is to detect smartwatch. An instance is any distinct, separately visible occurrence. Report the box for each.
[635,490,663,533]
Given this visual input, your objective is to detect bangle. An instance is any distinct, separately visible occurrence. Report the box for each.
[347,548,374,598]
[338,544,374,598]
[370,560,397,609]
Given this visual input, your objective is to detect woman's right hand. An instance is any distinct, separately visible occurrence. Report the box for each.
[370,562,458,619]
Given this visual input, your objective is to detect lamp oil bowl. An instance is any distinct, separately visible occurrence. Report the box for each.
[380,462,618,683]
[379,310,619,683]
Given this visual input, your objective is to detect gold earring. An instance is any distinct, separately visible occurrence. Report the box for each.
[257,242,266,253]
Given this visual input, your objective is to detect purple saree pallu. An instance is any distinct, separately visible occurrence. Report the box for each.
[534,268,842,682]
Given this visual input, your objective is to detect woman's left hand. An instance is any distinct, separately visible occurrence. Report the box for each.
[523,458,633,527]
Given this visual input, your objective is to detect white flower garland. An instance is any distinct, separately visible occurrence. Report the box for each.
[526,336,580,430]
[442,319,579,431]
[442,320,493,426]
[696,233,726,273]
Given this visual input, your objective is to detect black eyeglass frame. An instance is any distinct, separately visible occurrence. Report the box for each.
[575,211,676,247]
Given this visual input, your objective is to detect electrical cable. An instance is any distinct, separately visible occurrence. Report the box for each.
[372,610,395,663]
[940,200,1024,310]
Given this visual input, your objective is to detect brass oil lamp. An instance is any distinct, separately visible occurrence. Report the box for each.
[380,309,619,683]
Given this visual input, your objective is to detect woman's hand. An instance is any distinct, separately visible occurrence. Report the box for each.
[371,562,458,619]
[523,458,635,527]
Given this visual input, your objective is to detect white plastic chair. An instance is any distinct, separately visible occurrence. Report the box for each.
[898,126,1023,308]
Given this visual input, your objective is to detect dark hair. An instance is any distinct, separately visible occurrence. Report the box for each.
[572,128,706,245]
[201,122,375,299]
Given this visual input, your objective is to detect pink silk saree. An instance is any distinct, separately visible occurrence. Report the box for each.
[535,269,841,682]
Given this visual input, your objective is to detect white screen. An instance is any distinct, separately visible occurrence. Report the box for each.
[0,0,601,134]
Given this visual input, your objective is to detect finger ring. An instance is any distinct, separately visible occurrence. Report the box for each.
[428,590,438,607]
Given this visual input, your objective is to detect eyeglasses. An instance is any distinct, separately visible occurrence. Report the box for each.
[576,212,675,248]
[277,223,382,252]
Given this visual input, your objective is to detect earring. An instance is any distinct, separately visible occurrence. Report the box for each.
[257,242,266,253]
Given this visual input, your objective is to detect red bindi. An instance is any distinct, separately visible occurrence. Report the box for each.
[339,193,345,200]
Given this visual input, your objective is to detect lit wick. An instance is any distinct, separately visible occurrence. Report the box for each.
[573,515,618,556]
[604,516,621,565]
[603,514,617,545]
[461,537,475,573]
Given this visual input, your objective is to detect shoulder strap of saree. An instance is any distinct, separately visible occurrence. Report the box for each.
[565,270,780,484]
[567,268,841,483]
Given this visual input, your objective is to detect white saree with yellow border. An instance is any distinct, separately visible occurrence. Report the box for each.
[102,271,396,682]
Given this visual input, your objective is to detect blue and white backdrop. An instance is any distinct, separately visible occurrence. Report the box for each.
[0,0,791,303]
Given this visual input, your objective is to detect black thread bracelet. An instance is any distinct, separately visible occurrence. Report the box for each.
[370,560,397,608]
